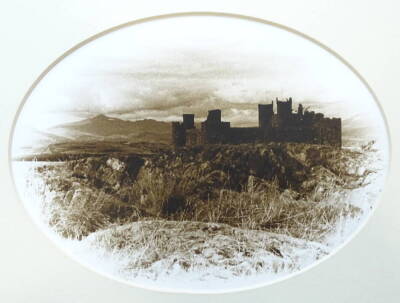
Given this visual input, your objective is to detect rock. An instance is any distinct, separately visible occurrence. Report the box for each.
[106,158,126,171]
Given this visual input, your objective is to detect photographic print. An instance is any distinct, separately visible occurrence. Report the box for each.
[10,14,389,292]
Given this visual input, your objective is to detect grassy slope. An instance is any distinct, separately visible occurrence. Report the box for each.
[13,141,382,287]
[77,220,328,287]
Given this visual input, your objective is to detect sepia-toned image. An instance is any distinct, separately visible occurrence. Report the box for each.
[10,14,389,292]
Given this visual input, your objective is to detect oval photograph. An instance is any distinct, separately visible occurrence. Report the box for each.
[11,14,389,292]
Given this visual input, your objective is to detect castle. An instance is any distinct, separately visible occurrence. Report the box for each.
[172,98,341,148]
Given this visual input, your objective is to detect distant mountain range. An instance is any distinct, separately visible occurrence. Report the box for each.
[49,114,172,143]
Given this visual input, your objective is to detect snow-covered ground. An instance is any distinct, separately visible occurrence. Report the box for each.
[11,144,388,293]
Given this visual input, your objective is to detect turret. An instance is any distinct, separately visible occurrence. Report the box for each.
[298,103,303,117]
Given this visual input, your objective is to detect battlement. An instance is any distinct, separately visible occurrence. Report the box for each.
[171,98,342,148]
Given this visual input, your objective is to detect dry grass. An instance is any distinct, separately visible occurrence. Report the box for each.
[14,141,380,286]
[28,142,371,242]
[130,167,360,242]
[84,220,329,280]
[35,165,139,239]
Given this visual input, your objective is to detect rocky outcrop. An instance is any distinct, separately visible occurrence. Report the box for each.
[146,143,341,192]
[59,142,367,222]
[32,141,371,239]
[68,155,144,195]
[64,142,359,203]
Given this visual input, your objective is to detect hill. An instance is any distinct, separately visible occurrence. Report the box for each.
[50,114,171,143]
[12,140,381,289]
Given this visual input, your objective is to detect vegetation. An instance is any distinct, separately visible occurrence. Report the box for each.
[85,220,329,280]
[28,142,375,242]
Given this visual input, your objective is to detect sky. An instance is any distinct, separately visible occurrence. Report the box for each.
[14,15,385,132]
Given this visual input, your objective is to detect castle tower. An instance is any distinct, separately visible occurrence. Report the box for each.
[183,114,195,129]
[258,102,274,129]
[277,97,293,120]
[171,122,186,147]
[206,109,221,124]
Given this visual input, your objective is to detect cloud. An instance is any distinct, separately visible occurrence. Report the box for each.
[13,15,385,152]
[28,44,375,128]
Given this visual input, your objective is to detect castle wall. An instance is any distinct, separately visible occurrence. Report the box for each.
[186,128,202,146]
[274,125,310,143]
[314,117,342,147]
[171,99,341,148]
[171,122,186,147]
[200,113,232,144]
[228,127,262,144]
[201,124,230,144]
